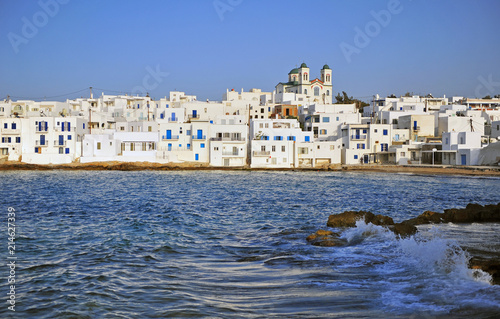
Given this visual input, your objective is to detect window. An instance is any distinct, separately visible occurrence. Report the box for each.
[354,155,358,159]
[272,145,276,152]
[7,137,11,143]
[1,137,4,143]
[445,138,449,145]
[320,129,327,135]
[68,135,72,140]
[130,143,135,151]
[287,136,295,141]
[274,136,283,141]
[15,137,20,143]
[97,142,101,150]
[298,147,308,154]
[374,129,378,133]
[383,129,388,135]
[65,148,70,154]
[336,117,339,121]
[11,123,16,129]
[305,136,310,142]
[326,90,330,96]
[363,129,367,134]
[323,117,330,123]
[281,145,285,152]
[200,143,205,148]
[59,147,64,154]
[314,87,320,96]
[187,144,191,150]
[305,89,308,95]
[401,152,406,157]
[261,145,266,152]
[3,123,6,129]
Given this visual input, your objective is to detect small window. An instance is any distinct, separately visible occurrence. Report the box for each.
[65,148,70,154]
[272,145,276,152]
[354,155,358,159]
[59,147,64,154]
[200,143,205,148]
[281,145,285,152]
[323,117,330,123]
[15,137,21,143]
[261,145,266,152]
[67,135,72,140]
[383,129,388,135]
[11,123,16,129]
[97,142,101,150]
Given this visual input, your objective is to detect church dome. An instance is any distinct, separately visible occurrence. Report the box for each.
[322,64,331,70]
[288,68,299,74]
[300,62,308,68]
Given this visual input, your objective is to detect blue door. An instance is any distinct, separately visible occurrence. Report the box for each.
[40,135,45,146]
[192,110,197,118]
[168,143,172,151]
[461,154,466,165]
[197,129,203,139]
[59,135,64,145]
[413,121,417,130]
[195,154,199,161]
[166,130,172,139]
[171,113,176,121]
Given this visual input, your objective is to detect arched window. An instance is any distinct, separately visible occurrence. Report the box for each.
[326,90,330,96]
[326,74,331,82]
[303,73,308,81]
[314,87,320,96]
[292,76,296,81]
[304,89,308,95]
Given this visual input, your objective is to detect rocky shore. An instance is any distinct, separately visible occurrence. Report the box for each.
[307,203,500,284]
[1,161,500,176]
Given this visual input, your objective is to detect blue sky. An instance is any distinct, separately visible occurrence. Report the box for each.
[1,0,499,102]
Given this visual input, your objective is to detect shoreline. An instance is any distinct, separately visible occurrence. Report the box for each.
[1,161,500,176]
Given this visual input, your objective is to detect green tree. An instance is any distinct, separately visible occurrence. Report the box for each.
[387,94,397,98]
[483,95,492,99]
[335,91,368,111]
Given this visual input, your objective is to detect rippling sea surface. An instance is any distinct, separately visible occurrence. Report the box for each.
[1,170,499,318]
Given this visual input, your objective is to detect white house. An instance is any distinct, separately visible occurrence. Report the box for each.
[441,131,482,165]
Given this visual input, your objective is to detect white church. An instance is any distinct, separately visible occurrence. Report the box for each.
[275,63,333,104]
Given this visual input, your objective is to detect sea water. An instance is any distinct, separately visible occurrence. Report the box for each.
[0,170,499,318]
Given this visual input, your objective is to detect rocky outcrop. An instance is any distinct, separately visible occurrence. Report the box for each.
[405,203,500,225]
[325,210,417,237]
[326,211,394,228]
[306,230,346,247]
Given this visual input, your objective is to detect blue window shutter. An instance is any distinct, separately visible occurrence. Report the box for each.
[305,136,310,142]
[68,122,70,131]
[274,136,277,141]
[44,122,48,131]
[195,154,199,161]
[65,148,69,154]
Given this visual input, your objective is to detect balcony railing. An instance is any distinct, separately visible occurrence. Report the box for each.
[188,114,200,120]
[210,137,246,142]
[222,151,240,156]
[167,117,178,122]
[54,127,76,132]
[351,134,367,140]
[35,128,49,133]
[35,140,48,146]
[253,151,270,156]
[54,141,67,146]
[192,135,206,140]
[162,135,180,140]
[413,126,421,131]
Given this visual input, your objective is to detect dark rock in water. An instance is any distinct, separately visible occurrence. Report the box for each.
[306,229,346,247]
[404,210,444,226]
[390,222,418,237]
[470,258,500,285]
[405,203,500,225]
[326,211,394,228]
